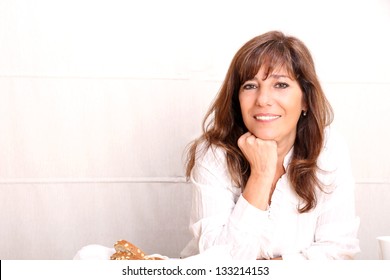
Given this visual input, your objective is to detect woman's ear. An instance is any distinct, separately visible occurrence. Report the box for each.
[301,97,308,114]
[301,100,308,116]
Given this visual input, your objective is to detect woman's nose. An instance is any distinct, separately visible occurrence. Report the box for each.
[255,88,272,107]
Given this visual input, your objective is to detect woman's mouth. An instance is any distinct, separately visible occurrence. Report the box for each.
[254,115,281,121]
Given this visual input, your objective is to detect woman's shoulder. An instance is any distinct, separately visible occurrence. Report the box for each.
[191,140,239,191]
[322,126,350,154]
[194,140,228,168]
[318,126,352,173]
[316,126,355,205]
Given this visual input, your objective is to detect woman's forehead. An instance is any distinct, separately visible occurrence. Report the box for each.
[244,61,296,81]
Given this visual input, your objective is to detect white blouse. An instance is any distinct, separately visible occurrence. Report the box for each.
[181,128,360,260]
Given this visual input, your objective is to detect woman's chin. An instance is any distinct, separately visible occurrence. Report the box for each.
[251,132,277,141]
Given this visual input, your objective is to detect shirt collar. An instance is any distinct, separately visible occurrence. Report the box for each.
[283,146,294,170]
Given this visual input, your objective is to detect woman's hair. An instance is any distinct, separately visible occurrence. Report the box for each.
[185,31,333,213]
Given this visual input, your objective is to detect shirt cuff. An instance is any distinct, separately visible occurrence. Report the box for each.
[229,194,269,233]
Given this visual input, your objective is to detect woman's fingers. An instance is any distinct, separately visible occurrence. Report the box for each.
[237,132,278,179]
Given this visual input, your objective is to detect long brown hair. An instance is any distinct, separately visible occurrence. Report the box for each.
[185,31,333,213]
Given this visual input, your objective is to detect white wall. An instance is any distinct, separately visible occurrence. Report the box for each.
[0,0,389,259]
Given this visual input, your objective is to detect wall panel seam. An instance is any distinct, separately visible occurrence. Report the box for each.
[0,177,388,185]
[0,177,188,185]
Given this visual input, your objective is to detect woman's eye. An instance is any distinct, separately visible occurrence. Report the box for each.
[275,82,289,89]
[242,83,257,90]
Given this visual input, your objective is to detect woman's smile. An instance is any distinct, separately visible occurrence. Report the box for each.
[254,113,281,122]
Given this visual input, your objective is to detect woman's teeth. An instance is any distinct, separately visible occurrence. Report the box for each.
[255,115,281,121]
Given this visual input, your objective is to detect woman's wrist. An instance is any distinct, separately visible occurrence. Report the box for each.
[242,174,273,210]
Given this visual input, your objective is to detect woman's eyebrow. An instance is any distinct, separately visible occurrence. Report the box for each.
[268,74,292,79]
[253,73,293,81]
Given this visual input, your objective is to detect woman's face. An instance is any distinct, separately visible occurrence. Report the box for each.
[238,66,306,147]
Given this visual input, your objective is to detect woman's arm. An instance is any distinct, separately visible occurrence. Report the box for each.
[238,132,278,210]
[188,144,272,260]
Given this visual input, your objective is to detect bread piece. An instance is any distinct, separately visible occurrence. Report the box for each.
[110,239,165,260]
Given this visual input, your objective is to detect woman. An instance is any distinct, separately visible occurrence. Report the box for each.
[181,31,360,260]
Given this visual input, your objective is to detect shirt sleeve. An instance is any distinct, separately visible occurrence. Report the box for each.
[297,130,360,260]
[187,145,272,260]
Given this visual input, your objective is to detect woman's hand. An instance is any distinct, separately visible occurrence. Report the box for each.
[237,132,278,181]
[237,132,278,210]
